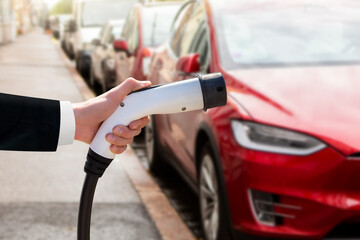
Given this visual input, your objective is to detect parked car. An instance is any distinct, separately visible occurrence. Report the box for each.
[61,17,76,59]
[113,2,182,84]
[71,0,136,78]
[90,19,124,93]
[146,0,360,239]
[51,14,72,40]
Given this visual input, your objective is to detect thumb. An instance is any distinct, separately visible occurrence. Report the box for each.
[107,78,152,103]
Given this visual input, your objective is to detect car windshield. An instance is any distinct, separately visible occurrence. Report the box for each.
[142,5,181,47]
[209,0,360,69]
[82,1,134,27]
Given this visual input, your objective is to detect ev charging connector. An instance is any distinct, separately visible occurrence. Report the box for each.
[78,73,227,240]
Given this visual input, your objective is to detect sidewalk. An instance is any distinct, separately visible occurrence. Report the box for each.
[0,29,161,240]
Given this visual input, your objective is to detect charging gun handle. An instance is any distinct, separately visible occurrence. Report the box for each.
[88,72,226,165]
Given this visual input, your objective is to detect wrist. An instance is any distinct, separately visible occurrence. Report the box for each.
[72,103,86,143]
[58,101,75,146]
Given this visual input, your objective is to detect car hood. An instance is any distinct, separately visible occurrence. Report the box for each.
[227,65,360,156]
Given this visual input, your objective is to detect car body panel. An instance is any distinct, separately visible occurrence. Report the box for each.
[225,66,360,156]
[147,0,360,239]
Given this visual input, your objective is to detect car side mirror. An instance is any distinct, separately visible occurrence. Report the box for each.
[176,53,200,74]
[113,39,129,53]
[91,38,101,46]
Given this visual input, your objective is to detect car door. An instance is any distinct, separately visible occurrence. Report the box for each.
[162,1,210,179]
[115,8,139,83]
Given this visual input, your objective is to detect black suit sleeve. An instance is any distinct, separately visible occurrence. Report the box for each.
[0,93,60,151]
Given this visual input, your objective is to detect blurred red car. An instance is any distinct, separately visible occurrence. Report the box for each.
[146,0,360,239]
[113,2,182,84]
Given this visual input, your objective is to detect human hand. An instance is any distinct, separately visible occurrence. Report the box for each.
[72,78,151,153]
[105,116,150,154]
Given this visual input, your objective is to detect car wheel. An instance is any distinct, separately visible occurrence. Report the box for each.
[89,67,96,88]
[145,116,167,174]
[61,40,66,52]
[75,56,81,72]
[102,64,111,92]
[199,142,231,240]
[69,46,75,60]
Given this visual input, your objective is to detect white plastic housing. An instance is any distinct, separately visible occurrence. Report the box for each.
[90,78,204,159]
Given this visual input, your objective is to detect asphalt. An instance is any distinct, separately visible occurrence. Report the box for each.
[0,28,161,240]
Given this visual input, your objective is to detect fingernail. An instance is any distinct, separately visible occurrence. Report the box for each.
[115,126,123,134]
[106,133,112,141]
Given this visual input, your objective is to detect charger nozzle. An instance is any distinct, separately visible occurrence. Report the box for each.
[198,72,227,111]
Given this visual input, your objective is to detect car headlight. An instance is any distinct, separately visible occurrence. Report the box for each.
[231,120,326,155]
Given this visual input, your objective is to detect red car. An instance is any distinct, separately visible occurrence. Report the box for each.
[113,2,182,84]
[146,0,360,239]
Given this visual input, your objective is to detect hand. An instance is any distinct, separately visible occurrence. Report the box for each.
[105,116,150,154]
[72,78,151,154]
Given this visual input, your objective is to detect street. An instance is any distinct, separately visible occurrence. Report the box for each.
[0,29,161,240]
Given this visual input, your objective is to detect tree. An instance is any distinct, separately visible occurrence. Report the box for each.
[50,0,72,15]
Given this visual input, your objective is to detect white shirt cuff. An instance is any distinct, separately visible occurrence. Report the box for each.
[58,101,75,146]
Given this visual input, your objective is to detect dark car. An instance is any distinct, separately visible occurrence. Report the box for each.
[146,0,360,239]
[90,19,124,93]
[113,2,182,84]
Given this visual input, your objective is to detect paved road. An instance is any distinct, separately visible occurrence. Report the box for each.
[0,29,161,240]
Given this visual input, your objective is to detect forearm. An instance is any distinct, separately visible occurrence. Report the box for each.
[0,93,60,151]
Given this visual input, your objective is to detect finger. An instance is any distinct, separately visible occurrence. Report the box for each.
[129,116,150,130]
[109,78,151,103]
[109,144,127,154]
[106,133,134,146]
[112,125,141,139]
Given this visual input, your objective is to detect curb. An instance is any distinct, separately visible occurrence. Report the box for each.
[56,41,196,240]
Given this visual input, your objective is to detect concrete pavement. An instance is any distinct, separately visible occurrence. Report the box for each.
[0,29,161,240]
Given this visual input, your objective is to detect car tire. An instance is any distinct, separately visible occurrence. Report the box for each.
[75,56,81,72]
[102,63,111,92]
[89,67,96,88]
[90,67,103,95]
[61,40,66,52]
[198,142,232,240]
[68,46,75,60]
[145,116,168,174]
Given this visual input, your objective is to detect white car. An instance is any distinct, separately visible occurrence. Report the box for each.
[71,0,136,78]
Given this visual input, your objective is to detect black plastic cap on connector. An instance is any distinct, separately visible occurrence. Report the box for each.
[198,72,227,111]
[85,149,113,178]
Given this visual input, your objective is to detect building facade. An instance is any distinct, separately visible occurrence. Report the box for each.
[0,0,15,44]
[0,0,46,44]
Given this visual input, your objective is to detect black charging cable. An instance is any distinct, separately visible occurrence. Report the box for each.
[77,149,113,240]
